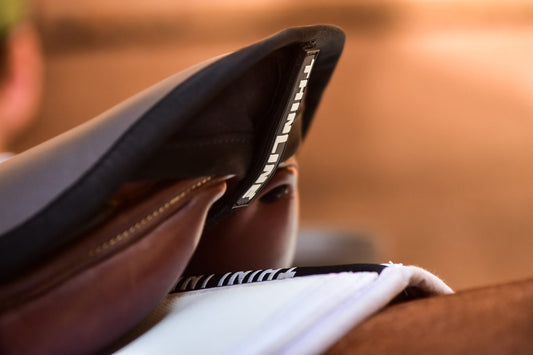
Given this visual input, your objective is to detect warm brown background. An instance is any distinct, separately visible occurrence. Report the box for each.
[16,0,533,290]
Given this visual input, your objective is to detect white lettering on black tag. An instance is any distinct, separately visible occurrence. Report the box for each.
[235,48,319,207]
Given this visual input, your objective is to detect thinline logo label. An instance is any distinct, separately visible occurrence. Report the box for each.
[173,267,297,292]
[235,48,320,207]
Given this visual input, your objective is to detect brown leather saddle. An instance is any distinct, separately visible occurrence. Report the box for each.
[0,25,344,354]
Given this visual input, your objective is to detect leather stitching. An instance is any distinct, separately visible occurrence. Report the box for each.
[88,176,212,257]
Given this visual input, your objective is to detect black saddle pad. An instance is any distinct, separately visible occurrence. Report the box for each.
[0,25,345,281]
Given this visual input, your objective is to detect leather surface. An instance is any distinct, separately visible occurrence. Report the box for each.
[185,159,299,275]
[0,177,226,355]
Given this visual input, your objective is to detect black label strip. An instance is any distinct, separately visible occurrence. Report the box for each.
[234,48,320,207]
[172,264,386,293]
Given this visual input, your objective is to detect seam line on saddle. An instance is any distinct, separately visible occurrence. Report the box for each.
[87,177,213,258]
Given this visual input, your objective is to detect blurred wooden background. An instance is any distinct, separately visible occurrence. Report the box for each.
[16,0,533,290]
